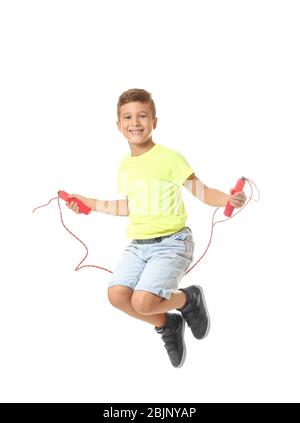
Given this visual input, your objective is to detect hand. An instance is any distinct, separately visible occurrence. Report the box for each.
[66,193,87,214]
[228,189,246,209]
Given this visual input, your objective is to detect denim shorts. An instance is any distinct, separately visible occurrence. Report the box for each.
[108,227,194,300]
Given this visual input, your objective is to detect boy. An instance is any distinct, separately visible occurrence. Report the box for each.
[67,88,246,368]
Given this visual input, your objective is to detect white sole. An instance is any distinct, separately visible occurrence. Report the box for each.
[177,317,186,368]
[195,285,211,339]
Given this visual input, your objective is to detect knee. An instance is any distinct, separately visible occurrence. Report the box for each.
[131,291,162,315]
[107,286,132,309]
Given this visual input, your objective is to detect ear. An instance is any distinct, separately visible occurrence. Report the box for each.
[152,117,158,129]
[116,120,121,131]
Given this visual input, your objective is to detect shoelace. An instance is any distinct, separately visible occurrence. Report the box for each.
[162,334,178,351]
[185,315,205,327]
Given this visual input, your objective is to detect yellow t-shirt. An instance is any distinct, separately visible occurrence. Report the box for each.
[118,143,194,239]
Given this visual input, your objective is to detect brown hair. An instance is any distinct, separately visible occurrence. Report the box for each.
[117,88,156,119]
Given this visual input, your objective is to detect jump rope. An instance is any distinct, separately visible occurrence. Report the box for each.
[32,177,259,275]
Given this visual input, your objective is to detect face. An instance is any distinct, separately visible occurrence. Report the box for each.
[117,101,157,146]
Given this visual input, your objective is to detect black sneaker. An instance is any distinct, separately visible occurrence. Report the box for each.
[155,313,186,368]
[177,285,210,339]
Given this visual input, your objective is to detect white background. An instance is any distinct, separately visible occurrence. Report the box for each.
[1,0,299,403]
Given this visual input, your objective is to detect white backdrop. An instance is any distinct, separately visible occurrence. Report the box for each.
[1,0,299,403]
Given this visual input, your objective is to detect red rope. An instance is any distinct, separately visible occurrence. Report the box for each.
[33,196,113,274]
[33,178,259,276]
[185,178,259,274]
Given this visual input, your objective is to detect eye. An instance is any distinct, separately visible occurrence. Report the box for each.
[124,116,131,119]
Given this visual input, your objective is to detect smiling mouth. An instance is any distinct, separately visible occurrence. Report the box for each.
[129,129,144,134]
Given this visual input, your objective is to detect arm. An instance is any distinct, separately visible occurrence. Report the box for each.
[183,173,245,208]
[67,194,129,216]
[95,198,129,216]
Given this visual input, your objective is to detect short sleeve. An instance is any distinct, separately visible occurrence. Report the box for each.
[171,151,194,184]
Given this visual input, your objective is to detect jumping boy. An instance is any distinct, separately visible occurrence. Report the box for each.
[67,88,246,368]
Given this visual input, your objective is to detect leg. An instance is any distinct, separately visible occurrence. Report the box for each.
[131,289,188,315]
[107,285,166,327]
[108,286,186,368]
[131,286,210,339]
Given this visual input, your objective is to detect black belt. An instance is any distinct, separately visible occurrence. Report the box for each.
[132,227,190,244]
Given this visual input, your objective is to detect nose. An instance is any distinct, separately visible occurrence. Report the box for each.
[132,116,141,126]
